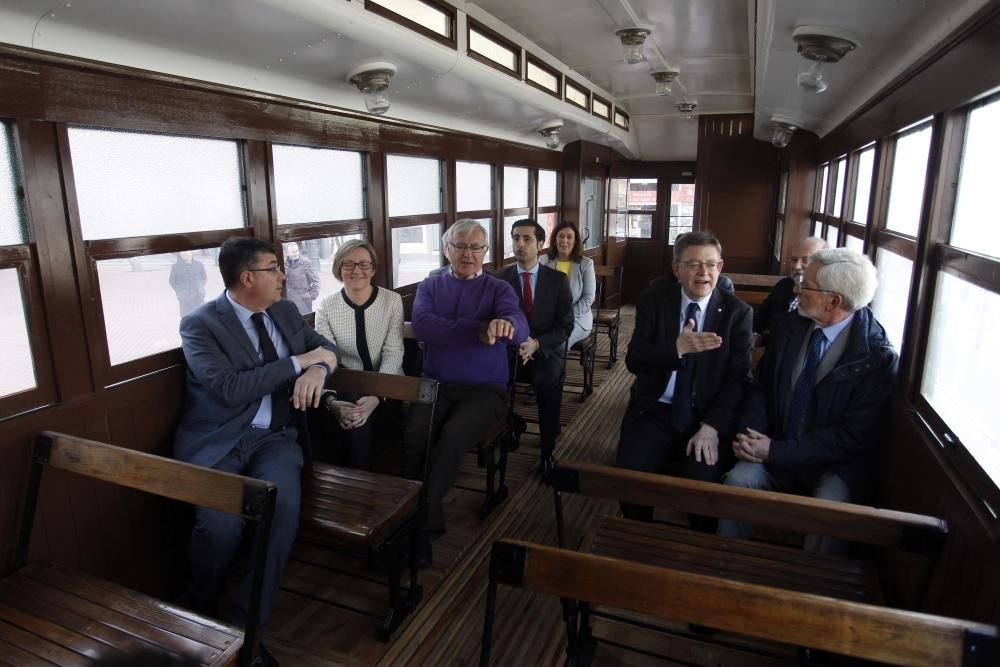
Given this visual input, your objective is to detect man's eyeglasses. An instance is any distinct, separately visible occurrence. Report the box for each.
[677,260,721,271]
[799,284,839,295]
[449,242,488,255]
[341,261,374,272]
[247,266,281,273]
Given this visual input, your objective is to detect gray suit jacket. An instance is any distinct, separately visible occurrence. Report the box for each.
[538,254,595,333]
[174,292,338,468]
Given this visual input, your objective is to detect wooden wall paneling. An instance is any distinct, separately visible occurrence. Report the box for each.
[17,120,93,400]
[561,141,582,225]
[778,135,818,270]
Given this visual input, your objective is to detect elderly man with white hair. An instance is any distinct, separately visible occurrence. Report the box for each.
[718,248,898,554]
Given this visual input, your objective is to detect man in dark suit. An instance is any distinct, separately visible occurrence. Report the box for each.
[719,248,897,555]
[616,231,753,526]
[175,237,338,666]
[754,236,827,344]
[497,219,574,478]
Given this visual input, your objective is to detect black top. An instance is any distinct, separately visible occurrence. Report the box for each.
[341,285,379,371]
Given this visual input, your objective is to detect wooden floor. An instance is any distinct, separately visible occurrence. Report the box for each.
[264,308,801,666]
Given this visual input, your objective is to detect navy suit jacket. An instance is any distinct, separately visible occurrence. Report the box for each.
[496,263,574,360]
[174,292,338,469]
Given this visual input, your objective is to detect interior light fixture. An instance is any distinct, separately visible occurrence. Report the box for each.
[651,68,680,96]
[537,118,563,149]
[347,61,397,115]
[615,25,652,65]
[676,101,697,120]
[792,25,858,95]
[770,116,799,148]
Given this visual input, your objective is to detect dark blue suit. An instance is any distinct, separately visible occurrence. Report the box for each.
[175,292,338,630]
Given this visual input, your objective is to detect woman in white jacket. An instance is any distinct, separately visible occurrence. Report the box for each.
[539,221,596,349]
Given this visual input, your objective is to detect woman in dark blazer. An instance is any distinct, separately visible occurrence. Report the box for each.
[538,221,596,348]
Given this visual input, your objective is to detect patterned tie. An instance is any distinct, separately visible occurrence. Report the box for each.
[521,271,534,319]
[785,328,826,437]
[671,301,701,432]
[788,295,800,312]
[251,312,289,431]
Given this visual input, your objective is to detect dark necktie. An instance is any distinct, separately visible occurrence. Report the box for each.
[671,301,700,432]
[251,312,289,431]
[521,272,534,319]
[786,328,826,437]
[788,295,800,312]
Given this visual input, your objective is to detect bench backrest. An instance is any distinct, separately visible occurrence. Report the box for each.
[484,539,999,667]
[551,460,948,554]
[327,367,438,404]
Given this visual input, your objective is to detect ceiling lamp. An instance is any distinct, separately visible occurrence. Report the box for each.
[615,25,652,65]
[537,118,563,149]
[792,25,858,94]
[651,68,680,96]
[676,101,697,120]
[347,61,397,115]
[770,116,798,148]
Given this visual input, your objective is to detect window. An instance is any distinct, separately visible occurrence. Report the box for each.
[871,248,913,351]
[614,108,630,131]
[272,144,364,224]
[951,98,1000,258]
[668,183,696,244]
[565,79,589,110]
[884,123,932,237]
[67,127,246,240]
[591,94,611,120]
[456,161,494,263]
[608,178,657,239]
[537,169,559,245]
[365,0,455,45]
[825,224,839,246]
[468,19,520,76]
[921,271,1000,489]
[580,178,603,251]
[502,166,529,258]
[1,122,26,246]
[832,157,847,219]
[526,54,560,97]
[282,235,363,315]
[609,178,627,240]
[852,146,875,225]
[817,163,830,215]
[845,234,864,253]
[386,154,444,285]
[0,267,35,399]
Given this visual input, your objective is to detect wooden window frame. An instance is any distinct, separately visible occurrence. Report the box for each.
[613,107,630,131]
[525,53,561,99]
[591,93,611,121]
[364,0,457,49]
[467,18,522,79]
[564,79,590,111]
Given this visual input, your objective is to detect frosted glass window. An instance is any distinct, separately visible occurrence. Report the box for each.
[853,148,875,225]
[456,161,492,212]
[538,170,557,208]
[540,212,558,246]
[97,248,224,365]
[272,145,364,225]
[386,155,442,217]
[845,234,864,253]
[951,98,1000,259]
[391,223,442,287]
[0,267,36,397]
[466,218,492,263]
[565,81,588,109]
[813,220,823,237]
[1,123,26,246]
[469,27,517,72]
[68,127,245,240]
[817,164,829,214]
[503,166,529,209]
[825,224,838,246]
[885,125,932,237]
[502,215,521,258]
[921,271,1000,488]
[284,235,362,315]
[592,97,610,119]
[871,248,913,351]
[833,159,846,218]
[526,61,558,93]
[368,0,450,37]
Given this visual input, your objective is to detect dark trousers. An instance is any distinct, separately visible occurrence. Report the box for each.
[318,399,400,470]
[188,427,303,631]
[516,352,565,455]
[402,384,507,532]
[615,402,732,531]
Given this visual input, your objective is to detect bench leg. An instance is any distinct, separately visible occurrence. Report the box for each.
[480,448,497,519]
[584,347,595,399]
[379,542,404,641]
[406,524,423,610]
[480,576,499,667]
[607,323,619,368]
[561,598,595,666]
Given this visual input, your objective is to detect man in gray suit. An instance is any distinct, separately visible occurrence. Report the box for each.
[175,237,338,666]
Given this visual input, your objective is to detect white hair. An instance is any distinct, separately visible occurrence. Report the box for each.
[442,219,487,246]
[811,247,878,311]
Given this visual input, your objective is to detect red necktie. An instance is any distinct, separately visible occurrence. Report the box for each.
[521,272,534,319]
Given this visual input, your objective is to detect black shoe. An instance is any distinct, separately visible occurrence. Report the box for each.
[250,643,279,667]
[415,534,433,569]
[541,453,556,484]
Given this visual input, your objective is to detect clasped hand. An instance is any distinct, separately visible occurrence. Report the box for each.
[676,319,722,355]
[733,428,771,463]
[518,336,540,363]
[328,395,379,429]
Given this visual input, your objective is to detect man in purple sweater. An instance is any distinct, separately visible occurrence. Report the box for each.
[405,219,528,566]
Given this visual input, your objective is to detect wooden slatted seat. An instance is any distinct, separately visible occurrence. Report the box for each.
[298,368,437,640]
[593,264,623,368]
[6,431,275,667]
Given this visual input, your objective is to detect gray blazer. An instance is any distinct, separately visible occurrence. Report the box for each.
[174,292,338,468]
[539,254,596,333]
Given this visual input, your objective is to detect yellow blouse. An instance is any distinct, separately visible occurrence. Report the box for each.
[555,260,572,276]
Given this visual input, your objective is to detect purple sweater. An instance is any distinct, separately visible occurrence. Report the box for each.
[412,272,529,386]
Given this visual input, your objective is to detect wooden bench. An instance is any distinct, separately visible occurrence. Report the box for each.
[481,538,999,666]
[593,264,623,368]
[299,367,437,640]
[4,431,275,667]
[513,460,991,665]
